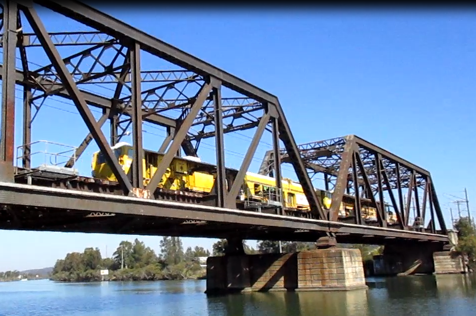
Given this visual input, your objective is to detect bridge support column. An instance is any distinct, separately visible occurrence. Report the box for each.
[296,245,367,291]
[433,251,467,274]
[205,241,367,294]
[372,242,463,276]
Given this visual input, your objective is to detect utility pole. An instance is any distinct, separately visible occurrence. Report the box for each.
[464,188,471,223]
[450,207,454,228]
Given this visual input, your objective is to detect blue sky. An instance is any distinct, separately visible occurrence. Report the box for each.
[1,7,476,271]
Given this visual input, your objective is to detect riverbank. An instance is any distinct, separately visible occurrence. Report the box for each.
[50,264,206,283]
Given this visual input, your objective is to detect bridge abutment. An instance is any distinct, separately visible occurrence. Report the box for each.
[205,247,367,294]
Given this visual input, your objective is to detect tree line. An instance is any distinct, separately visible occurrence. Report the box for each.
[51,237,210,282]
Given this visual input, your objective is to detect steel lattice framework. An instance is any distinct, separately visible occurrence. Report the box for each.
[259,135,447,234]
[0,0,448,244]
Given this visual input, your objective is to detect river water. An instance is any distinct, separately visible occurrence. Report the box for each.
[1,274,475,316]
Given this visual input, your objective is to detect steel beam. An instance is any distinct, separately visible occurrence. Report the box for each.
[276,110,324,219]
[421,181,428,224]
[21,3,133,195]
[405,169,413,226]
[212,81,226,208]
[355,149,385,227]
[225,112,271,208]
[109,51,130,146]
[354,136,430,176]
[375,152,386,225]
[17,13,32,169]
[145,81,212,193]
[272,116,283,215]
[351,152,362,225]
[0,31,114,46]
[430,179,446,233]
[158,127,174,154]
[1,0,17,163]
[396,163,405,225]
[0,182,450,242]
[130,42,143,189]
[329,136,354,221]
[379,155,405,230]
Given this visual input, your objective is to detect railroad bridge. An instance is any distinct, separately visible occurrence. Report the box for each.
[0,0,463,292]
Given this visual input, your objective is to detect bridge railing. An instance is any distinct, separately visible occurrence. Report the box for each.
[15,140,78,171]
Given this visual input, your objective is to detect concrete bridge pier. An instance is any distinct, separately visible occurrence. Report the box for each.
[205,237,367,294]
[373,240,466,276]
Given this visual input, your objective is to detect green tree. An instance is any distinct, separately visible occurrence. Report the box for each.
[257,240,315,254]
[258,240,281,253]
[63,252,84,272]
[100,257,115,270]
[212,239,227,256]
[82,247,102,270]
[160,237,184,265]
[455,217,476,262]
[52,259,65,274]
[131,239,157,268]
[113,241,134,269]
[193,246,210,257]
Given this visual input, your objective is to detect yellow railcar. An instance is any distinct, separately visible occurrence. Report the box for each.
[92,142,217,192]
[91,142,400,225]
[91,143,310,211]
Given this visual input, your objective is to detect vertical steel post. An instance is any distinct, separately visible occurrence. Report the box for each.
[395,163,405,226]
[130,42,143,189]
[212,81,226,208]
[272,116,283,215]
[109,112,118,146]
[17,12,31,169]
[376,153,385,222]
[22,88,31,169]
[352,153,362,225]
[412,171,421,220]
[1,0,17,164]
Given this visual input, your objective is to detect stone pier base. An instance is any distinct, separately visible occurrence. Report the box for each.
[206,248,367,294]
[297,248,367,291]
[433,251,466,274]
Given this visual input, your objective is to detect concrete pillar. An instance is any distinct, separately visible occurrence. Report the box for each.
[296,248,367,291]
[433,251,467,274]
[205,248,367,294]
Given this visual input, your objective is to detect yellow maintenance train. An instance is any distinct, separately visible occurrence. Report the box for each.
[91,142,398,225]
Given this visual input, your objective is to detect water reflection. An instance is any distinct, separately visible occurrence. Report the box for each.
[2,276,476,316]
[297,289,369,316]
[205,289,369,316]
[435,274,476,297]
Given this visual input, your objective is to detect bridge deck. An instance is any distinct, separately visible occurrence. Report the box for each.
[0,182,448,244]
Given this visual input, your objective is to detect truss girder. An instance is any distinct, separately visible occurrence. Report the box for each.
[0,0,324,220]
[259,134,447,234]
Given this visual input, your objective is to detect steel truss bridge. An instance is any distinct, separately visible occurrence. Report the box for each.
[0,0,449,246]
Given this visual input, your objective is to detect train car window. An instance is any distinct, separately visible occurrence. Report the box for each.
[97,153,106,164]
[96,147,124,165]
